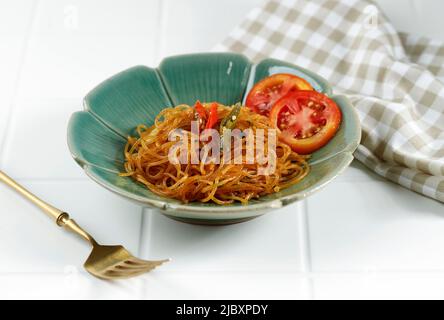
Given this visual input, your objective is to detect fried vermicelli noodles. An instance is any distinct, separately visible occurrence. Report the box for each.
[121,103,310,205]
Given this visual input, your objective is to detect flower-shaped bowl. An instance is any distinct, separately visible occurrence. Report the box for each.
[67,53,361,225]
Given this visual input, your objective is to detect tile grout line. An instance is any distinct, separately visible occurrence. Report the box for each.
[156,0,167,61]
[9,177,90,183]
[138,3,163,298]
[0,0,39,167]
[139,1,166,296]
[409,0,421,18]
[142,209,155,257]
[297,199,315,299]
[7,269,444,276]
[136,207,146,257]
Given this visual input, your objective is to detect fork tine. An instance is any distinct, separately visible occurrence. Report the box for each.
[104,266,158,279]
[114,262,159,271]
[127,257,169,266]
[114,264,148,271]
[124,258,147,266]
[104,258,169,279]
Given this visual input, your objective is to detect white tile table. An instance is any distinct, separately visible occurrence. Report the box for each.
[0,0,443,299]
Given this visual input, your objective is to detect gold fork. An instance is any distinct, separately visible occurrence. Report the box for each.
[0,170,169,280]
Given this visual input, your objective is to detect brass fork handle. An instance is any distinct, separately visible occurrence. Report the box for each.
[0,170,97,246]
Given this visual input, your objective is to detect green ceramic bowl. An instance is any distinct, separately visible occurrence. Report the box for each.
[67,53,361,225]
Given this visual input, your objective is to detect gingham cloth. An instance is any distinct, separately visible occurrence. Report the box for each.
[215,0,444,203]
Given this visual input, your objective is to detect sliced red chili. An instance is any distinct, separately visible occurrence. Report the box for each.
[194,100,207,119]
[205,102,219,129]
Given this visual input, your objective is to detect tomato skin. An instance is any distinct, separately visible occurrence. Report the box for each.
[270,91,342,154]
[246,73,313,116]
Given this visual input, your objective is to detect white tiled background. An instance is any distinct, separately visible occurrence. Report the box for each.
[0,0,443,300]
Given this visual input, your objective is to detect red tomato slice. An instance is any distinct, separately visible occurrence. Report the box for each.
[246,73,313,116]
[269,91,342,154]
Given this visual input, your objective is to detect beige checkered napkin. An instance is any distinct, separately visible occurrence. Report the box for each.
[215,0,444,203]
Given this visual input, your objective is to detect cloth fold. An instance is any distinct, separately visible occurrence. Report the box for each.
[215,0,444,203]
